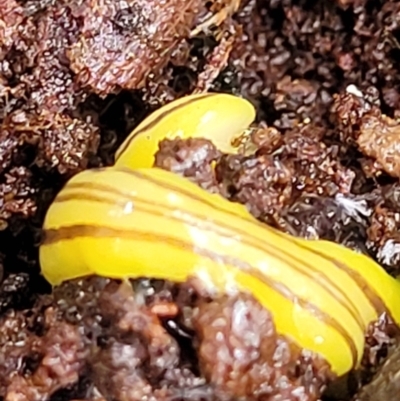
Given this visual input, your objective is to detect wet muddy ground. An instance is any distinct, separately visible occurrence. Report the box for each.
[1,1,400,400]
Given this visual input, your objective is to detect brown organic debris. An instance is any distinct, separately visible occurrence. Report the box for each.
[67,0,203,97]
[358,114,400,178]
[3,1,400,401]
[193,293,333,401]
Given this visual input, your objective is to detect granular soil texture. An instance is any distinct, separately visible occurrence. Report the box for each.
[1,0,400,400]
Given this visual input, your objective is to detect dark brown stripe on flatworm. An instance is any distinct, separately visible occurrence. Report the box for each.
[43,223,358,367]
[116,93,214,159]
[271,229,391,322]
[122,168,252,215]
[53,183,368,332]
[114,168,387,320]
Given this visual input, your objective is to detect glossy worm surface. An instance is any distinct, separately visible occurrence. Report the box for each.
[114,92,256,169]
[40,166,400,377]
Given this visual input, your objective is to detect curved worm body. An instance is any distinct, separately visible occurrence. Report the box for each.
[39,165,400,377]
[114,93,256,169]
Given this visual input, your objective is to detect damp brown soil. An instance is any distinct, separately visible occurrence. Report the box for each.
[1,1,400,400]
